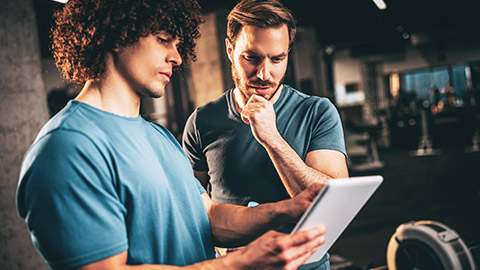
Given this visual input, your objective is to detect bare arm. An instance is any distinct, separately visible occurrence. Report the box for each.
[264,138,348,197]
[241,94,348,197]
[203,182,324,247]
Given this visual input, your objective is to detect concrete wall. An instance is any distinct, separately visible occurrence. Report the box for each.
[0,0,50,269]
[290,27,330,97]
[189,12,225,108]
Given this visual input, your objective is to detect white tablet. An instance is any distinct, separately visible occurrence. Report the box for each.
[291,175,383,264]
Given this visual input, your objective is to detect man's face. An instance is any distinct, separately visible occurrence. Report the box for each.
[226,24,289,104]
[113,31,182,98]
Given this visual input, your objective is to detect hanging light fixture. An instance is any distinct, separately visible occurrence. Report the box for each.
[372,0,387,10]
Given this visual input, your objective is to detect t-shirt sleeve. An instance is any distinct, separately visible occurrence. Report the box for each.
[17,129,128,269]
[308,99,347,157]
[182,110,208,172]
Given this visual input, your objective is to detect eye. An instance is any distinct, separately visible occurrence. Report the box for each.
[271,57,285,64]
[244,55,260,63]
[157,37,168,44]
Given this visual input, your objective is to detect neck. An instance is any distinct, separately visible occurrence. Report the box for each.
[74,58,141,118]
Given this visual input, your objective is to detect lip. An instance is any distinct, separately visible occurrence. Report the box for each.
[159,71,172,82]
[160,71,172,78]
[250,85,272,94]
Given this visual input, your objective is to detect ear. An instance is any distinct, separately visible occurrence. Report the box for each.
[225,38,233,63]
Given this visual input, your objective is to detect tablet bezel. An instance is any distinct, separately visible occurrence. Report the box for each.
[291,175,384,264]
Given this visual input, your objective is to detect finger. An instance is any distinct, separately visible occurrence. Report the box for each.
[276,231,326,269]
[241,103,263,124]
[299,183,326,201]
[245,94,259,106]
[290,225,327,246]
[308,182,326,194]
[241,111,250,124]
[284,247,318,270]
[250,94,269,102]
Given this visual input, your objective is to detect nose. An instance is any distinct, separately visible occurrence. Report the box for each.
[167,46,182,67]
[256,59,272,81]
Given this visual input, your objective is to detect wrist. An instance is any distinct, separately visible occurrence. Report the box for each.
[261,199,296,228]
[261,131,285,150]
[221,249,248,270]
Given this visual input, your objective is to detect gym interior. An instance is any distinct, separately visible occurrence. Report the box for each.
[1,0,479,269]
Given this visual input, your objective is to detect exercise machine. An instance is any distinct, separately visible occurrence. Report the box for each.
[387,220,479,270]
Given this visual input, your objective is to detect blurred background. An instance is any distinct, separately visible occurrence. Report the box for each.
[1,0,479,269]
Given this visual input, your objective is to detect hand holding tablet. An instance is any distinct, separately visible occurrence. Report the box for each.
[291,175,384,264]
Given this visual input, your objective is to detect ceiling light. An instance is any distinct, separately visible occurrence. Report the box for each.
[51,0,68,3]
[372,0,387,10]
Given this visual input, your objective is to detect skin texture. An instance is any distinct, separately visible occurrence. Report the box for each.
[75,32,181,117]
[195,24,348,197]
[72,33,328,269]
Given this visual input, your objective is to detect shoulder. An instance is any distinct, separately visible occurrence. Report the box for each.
[18,127,109,217]
[32,102,110,150]
[185,90,231,128]
[194,90,230,116]
[23,128,107,180]
[282,85,338,114]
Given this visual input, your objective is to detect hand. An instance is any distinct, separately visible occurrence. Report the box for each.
[279,183,327,224]
[231,225,327,270]
[241,95,280,146]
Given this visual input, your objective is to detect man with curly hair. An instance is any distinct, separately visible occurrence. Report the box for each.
[183,1,349,268]
[16,0,327,269]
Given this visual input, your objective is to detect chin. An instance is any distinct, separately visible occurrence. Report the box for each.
[151,90,165,98]
[144,84,166,98]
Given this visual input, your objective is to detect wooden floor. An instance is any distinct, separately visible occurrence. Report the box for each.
[329,146,480,269]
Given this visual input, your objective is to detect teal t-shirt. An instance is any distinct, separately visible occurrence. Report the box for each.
[17,100,215,269]
[183,85,343,270]
[183,85,347,205]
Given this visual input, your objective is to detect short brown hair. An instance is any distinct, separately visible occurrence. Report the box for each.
[226,0,296,49]
[51,0,203,84]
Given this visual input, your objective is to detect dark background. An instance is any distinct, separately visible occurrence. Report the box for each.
[29,0,480,268]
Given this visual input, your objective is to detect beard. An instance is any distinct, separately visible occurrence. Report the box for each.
[231,62,284,102]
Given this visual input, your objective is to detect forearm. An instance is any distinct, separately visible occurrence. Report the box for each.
[263,134,334,197]
[208,200,291,247]
[241,94,347,196]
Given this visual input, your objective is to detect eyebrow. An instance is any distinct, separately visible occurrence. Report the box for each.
[156,31,181,44]
[244,50,287,59]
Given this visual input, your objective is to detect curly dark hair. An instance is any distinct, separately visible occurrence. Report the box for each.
[227,0,296,49]
[51,0,204,84]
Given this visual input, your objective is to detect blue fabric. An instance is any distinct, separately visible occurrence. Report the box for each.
[299,254,330,270]
[17,100,215,269]
[183,85,346,205]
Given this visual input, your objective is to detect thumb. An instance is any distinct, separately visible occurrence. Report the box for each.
[241,111,250,125]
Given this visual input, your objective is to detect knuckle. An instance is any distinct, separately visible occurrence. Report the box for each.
[274,251,290,265]
[274,238,290,251]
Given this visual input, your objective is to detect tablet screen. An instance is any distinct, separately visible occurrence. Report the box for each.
[291,175,383,264]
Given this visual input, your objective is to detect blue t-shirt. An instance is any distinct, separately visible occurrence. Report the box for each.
[17,100,215,269]
[183,85,346,205]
